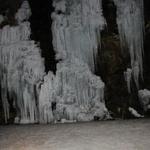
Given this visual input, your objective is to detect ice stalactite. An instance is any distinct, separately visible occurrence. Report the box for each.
[51,0,106,72]
[0,1,45,123]
[114,0,144,90]
[124,68,132,93]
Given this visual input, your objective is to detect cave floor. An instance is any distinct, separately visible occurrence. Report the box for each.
[0,119,150,150]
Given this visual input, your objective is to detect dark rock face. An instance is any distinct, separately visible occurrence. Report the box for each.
[0,0,22,27]
[28,0,57,73]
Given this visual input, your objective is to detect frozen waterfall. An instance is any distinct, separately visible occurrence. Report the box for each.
[114,0,144,90]
[51,0,106,72]
[0,1,45,123]
[46,0,110,123]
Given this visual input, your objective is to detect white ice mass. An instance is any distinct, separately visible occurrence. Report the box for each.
[138,89,150,112]
[38,0,109,123]
[0,1,45,123]
[114,0,144,90]
[0,0,109,123]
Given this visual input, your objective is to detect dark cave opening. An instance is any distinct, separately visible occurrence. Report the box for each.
[28,0,57,73]
[100,0,144,118]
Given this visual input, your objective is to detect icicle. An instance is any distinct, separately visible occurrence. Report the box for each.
[124,68,132,93]
[114,0,144,89]
[0,1,45,123]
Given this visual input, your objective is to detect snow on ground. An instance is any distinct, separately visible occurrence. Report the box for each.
[0,119,150,150]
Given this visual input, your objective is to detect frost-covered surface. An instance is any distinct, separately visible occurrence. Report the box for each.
[138,89,150,112]
[114,0,144,89]
[52,0,106,71]
[1,119,150,150]
[0,1,45,123]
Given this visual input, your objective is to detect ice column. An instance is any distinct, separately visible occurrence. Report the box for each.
[49,0,109,122]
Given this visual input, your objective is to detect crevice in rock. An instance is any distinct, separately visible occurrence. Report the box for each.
[28,0,57,73]
[99,0,132,118]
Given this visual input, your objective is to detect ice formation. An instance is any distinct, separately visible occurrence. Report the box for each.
[0,1,45,123]
[124,68,132,93]
[128,107,143,118]
[15,0,32,23]
[114,0,144,89]
[0,0,109,123]
[138,89,150,112]
[51,0,106,71]
[45,0,110,122]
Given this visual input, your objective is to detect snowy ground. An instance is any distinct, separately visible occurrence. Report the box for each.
[0,119,150,150]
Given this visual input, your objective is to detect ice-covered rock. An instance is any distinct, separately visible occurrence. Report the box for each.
[114,0,144,89]
[138,89,150,112]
